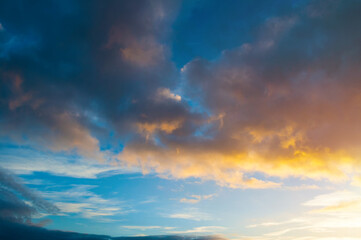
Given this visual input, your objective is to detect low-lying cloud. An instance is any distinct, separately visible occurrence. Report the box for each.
[0,168,58,223]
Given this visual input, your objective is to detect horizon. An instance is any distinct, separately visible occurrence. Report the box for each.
[1,0,361,239]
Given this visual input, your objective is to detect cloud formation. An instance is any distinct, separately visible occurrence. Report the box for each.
[118,0,361,187]
[2,0,361,189]
[0,219,225,240]
[180,194,215,204]
[248,190,361,238]
[0,167,58,224]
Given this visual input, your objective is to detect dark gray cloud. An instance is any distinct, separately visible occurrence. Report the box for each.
[2,0,361,188]
[0,219,225,240]
[0,0,195,159]
[0,168,58,223]
[118,0,361,187]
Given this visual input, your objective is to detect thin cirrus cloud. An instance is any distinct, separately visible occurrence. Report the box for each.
[121,226,175,231]
[165,208,213,221]
[0,167,58,223]
[168,226,226,234]
[40,185,133,221]
[0,147,137,179]
[248,190,361,238]
[2,0,361,190]
[180,194,215,204]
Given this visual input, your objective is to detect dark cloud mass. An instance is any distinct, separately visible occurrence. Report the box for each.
[0,0,187,158]
[0,167,58,226]
[119,0,361,187]
[0,219,224,240]
[2,0,361,189]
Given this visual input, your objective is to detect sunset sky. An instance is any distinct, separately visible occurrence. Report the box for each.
[1,0,361,239]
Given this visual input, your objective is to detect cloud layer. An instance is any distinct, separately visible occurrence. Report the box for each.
[0,219,225,240]
[0,168,58,224]
[2,0,361,188]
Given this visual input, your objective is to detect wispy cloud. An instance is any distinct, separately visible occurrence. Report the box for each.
[180,194,216,204]
[41,185,133,221]
[0,167,58,223]
[165,208,213,221]
[121,226,175,231]
[0,147,137,178]
[249,190,361,238]
[168,226,226,234]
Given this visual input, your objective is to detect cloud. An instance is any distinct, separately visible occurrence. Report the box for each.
[40,185,133,221]
[0,167,58,224]
[119,37,166,67]
[0,0,182,162]
[2,0,361,189]
[0,220,225,240]
[180,194,215,204]
[117,0,361,188]
[0,146,137,179]
[156,88,182,102]
[249,190,361,238]
[121,226,175,231]
[165,208,212,221]
[168,226,226,234]
[351,175,361,187]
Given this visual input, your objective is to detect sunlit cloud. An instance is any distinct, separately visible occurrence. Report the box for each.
[165,208,213,221]
[115,0,361,188]
[121,226,175,231]
[249,190,361,238]
[42,185,133,221]
[2,0,361,239]
[156,88,182,102]
[180,194,215,204]
[0,147,137,178]
[168,226,226,234]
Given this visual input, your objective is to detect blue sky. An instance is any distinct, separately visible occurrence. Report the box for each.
[2,0,361,239]
[1,143,333,238]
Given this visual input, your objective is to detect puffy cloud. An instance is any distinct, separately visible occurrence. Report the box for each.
[117,0,361,187]
[3,0,361,189]
[119,37,166,67]
[156,88,182,102]
[0,0,182,159]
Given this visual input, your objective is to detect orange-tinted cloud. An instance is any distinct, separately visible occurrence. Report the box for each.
[3,0,361,189]
[116,1,361,188]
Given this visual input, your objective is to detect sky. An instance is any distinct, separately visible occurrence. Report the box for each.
[1,0,361,239]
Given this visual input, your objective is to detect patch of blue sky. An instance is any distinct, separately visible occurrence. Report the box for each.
[99,134,124,154]
[182,96,208,115]
[14,158,329,238]
[17,170,220,236]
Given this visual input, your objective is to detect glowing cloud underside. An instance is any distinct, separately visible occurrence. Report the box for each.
[2,0,361,190]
